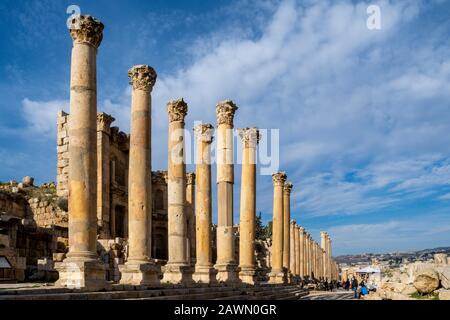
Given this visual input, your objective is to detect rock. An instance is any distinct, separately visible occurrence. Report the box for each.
[439,289,450,300]
[436,266,450,289]
[413,269,440,293]
[434,253,448,265]
[22,176,34,187]
[401,285,417,295]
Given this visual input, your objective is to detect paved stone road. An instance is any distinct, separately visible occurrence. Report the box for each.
[301,290,355,300]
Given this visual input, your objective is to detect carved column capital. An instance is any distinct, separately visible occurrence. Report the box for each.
[193,123,214,144]
[69,15,104,48]
[216,100,238,126]
[128,65,157,91]
[167,99,188,123]
[283,181,293,194]
[238,127,260,148]
[272,172,287,186]
[97,112,115,134]
[186,172,195,185]
[151,170,168,185]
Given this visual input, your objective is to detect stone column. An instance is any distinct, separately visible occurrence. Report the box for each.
[320,231,327,280]
[289,221,296,278]
[294,225,300,277]
[119,65,160,286]
[215,100,239,283]
[299,227,305,278]
[192,124,216,283]
[328,236,333,280]
[163,99,192,284]
[56,15,107,291]
[186,173,196,265]
[96,112,114,238]
[283,182,293,280]
[306,233,311,278]
[269,172,287,284]
[238,128,260,284]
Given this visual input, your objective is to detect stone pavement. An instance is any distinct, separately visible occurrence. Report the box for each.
[300,290,355,300]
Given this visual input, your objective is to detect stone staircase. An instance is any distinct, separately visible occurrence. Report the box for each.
[0,284,309,300]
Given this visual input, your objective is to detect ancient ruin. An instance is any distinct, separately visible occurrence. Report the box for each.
[0,14,341,300]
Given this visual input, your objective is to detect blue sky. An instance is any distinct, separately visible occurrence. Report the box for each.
[1,0,450,255]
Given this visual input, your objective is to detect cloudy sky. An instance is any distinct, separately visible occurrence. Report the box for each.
[1,0,450,255]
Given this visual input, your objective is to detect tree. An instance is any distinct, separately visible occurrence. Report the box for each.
[255,212,272,240]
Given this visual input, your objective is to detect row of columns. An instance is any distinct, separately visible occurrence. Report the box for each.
[56,14,339,290]
[268,170,339,284]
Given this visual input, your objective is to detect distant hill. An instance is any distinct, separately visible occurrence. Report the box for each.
[336,247,450,265]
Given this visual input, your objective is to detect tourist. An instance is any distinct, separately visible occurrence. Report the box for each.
[351,277,359,298]
[359,283,369,299]
[345,279,351,290]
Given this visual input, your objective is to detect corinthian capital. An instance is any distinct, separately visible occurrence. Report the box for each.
[238,127,260,148]
[97,112,115,133]
[283,181,293,194]
[167,99,188,123]
[69,15,104,48]
[128,65,157,91]
[299,226,305,232]
[194,123,214,143]
[272,171,287,186]
[186,172,196,185]
[216,100,238,126]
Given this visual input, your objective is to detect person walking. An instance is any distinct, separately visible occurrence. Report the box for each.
[351,277,358,299]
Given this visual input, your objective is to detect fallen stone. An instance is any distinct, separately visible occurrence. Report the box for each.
[438,289,450,300]
[413,269,440,294]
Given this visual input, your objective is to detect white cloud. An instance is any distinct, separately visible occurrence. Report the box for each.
[20,0,450,228]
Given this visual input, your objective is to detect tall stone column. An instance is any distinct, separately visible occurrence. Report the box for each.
[56,15,107,290]
[163,99,192,284]
[192,124,216,283]
[96,113,114,238]
[186,173,196,265]
[328,236,333,280]
[238,128,260,284]
[269,172,287,284]
[299,227,305,278]
[294,225,300,277]
[289,221,296,278]
[306,233,311,278]
[119,65,160,286]
[283,182,293,280]
[215,100,239,283]
[321,231,328,280]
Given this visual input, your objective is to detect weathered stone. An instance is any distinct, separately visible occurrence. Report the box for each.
[436,266,450,289]
[22,176,34,187]
[413,269,440,293]
[439,289,450,300]
[434,253,448,265]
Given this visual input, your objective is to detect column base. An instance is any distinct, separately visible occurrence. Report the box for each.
[193,265,217,284]
[119,260,161,287]
[268,270,287,285]
[55,256,107,291]
[214,263,239,284]
[162,263,194,285]
[239,266,257,285]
